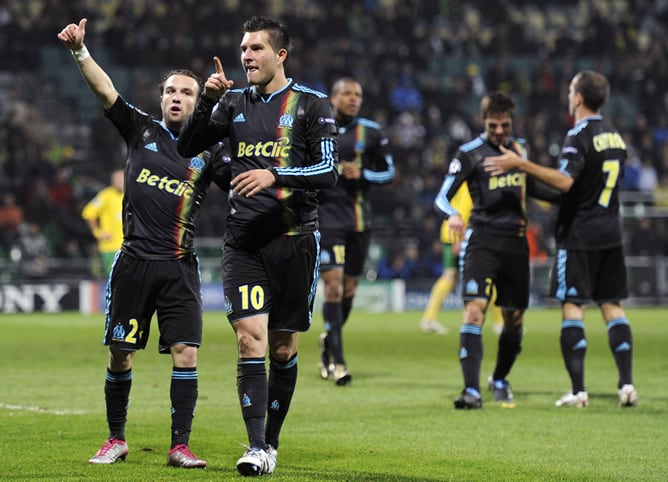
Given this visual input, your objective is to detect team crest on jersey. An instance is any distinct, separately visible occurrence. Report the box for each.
[465,279,479,295]
[190,157,205,171]
[320,250,331,264]
[278,113,294,128]
[112,323,126,342]
[448,158,462,175]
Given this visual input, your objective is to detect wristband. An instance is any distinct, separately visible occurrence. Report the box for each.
[71,45,90,62]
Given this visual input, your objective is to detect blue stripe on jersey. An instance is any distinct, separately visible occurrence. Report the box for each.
[567,116,601,137]
[363,153,395,183]
[308,230,321,324]
[555,248,568,300]
[274,138,335,177]
[460,136,484,153]
[358,117,381,129]
[292,82,328,98]
[155,119,178,140]
[459,228,471,279]
[434,176,458,216]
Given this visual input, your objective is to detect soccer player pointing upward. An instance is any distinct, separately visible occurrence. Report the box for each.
[178,16,338,476]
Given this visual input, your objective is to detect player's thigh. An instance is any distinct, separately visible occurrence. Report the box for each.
[222,244,271,322]
[105,253,157,350]
[592,247,628,302]
[550,248,592,303]
[344,231,370,277]
[320,229,347,271]
[461,238,499,301]
[155,256,204,353]
[496,251,530,309]
[264,233,319,332]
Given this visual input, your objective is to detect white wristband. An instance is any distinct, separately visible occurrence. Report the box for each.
[71,45,90,62]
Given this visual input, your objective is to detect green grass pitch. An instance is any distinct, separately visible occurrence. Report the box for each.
[1,307,666,481]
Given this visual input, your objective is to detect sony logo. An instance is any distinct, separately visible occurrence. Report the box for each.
[0,284,71,313]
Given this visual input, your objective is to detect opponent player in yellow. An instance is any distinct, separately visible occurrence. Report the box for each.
[82,167,124,277]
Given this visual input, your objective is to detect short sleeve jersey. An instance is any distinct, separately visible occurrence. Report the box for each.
[105,97,219,259]
[555,115,627,249]
[318,117,394,233]
[435,135,530,241]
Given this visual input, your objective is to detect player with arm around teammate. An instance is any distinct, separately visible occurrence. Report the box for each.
[58,18,229,468]
[484,71,638,408]
[177,16,338,476]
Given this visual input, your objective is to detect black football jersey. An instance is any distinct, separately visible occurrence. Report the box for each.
[178,80,338,244]
[435,134,530,239]
[105,96,225,259]
[318,117,395,232]
[554,115,627,249]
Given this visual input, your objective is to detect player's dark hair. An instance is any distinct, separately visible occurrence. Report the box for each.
[573,70,609,112]
[331,77,361,96]
[243,16,292,57]
[158,69,203,96]
[480,91,515,119]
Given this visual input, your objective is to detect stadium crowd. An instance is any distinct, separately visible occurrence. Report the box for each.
[1,0,668,280]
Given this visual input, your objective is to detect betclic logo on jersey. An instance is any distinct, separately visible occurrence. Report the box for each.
[237,137,291,159]
[135,168,194,198]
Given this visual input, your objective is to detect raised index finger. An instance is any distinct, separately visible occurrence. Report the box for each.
[213,56,224,74]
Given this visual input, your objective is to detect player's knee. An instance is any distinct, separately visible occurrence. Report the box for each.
[171,343,198,367]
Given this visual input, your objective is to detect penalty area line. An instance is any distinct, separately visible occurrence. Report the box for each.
[0,402,87,415]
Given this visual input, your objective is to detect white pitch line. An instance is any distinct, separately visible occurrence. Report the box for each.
[0,402,87,415]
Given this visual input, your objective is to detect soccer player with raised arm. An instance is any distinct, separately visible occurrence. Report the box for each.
[177,16,338,476]
[58,18,229,468]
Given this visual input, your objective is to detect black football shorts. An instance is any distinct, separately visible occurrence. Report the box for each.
[222,232,320,332]
[104,252,203,353]
[550,246,628,303]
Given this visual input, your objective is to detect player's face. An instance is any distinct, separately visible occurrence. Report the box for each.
[240,30,283,90]
[483,112,512,147]
[567,76,579,116]
[331,81,363,117]
[160,74,200,129]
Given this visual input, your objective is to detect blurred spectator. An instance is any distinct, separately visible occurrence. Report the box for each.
[376,242,420,279]
[627,217,663,257]
[18,221,49,279]
[0,192,23,254]
[1,0,668,282]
